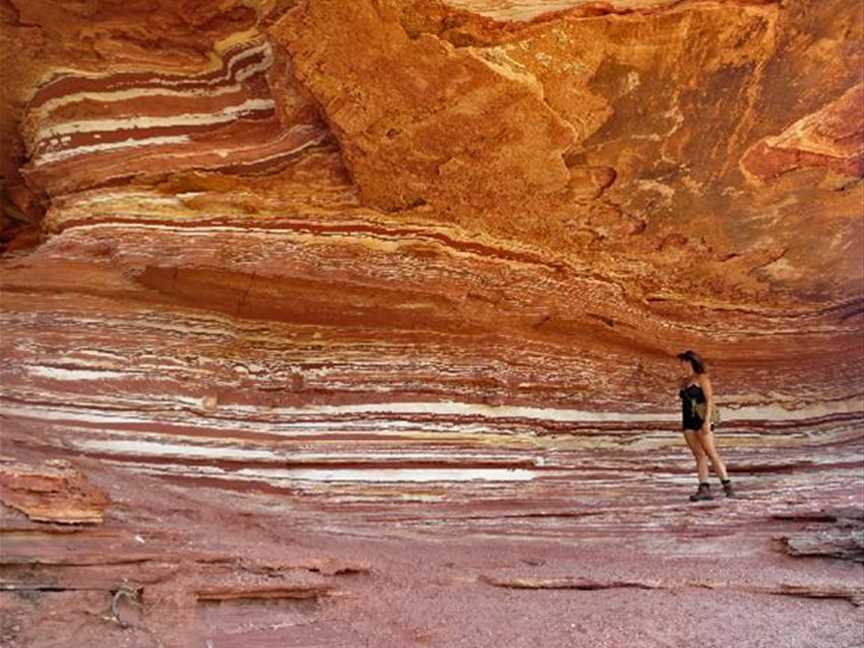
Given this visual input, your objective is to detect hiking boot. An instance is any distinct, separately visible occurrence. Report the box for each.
[721,479,735,498]
[689,482,713,501]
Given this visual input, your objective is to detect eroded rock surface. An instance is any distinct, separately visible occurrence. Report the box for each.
[0,0,862,646]
[0,457,110,524]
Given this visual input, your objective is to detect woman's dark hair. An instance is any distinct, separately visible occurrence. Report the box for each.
[677,350,707,374]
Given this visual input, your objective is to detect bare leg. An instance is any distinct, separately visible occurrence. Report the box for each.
[697,426,729,480]
[683,429,709,481]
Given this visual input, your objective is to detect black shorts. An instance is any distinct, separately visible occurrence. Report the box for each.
[683,419,713,431]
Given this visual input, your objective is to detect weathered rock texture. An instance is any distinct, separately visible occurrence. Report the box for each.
[1,0,862,646]
[0,457,110,524]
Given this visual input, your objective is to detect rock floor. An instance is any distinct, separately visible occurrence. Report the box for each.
[2,424,861,648]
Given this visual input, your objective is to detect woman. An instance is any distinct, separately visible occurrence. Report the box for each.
[677,350,734,501]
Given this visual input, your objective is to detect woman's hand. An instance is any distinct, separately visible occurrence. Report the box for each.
[698,374,713,434]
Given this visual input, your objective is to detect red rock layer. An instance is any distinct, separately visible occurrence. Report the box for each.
[20,38,331,196]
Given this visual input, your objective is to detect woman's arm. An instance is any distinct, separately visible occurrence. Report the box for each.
[699,374,714,432]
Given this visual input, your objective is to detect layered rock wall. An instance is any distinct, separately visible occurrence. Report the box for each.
[1,2,862,645]
[3,0,861,432]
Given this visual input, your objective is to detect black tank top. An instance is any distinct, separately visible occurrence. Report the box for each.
[679,383,706,403]
[679,382,706,427]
